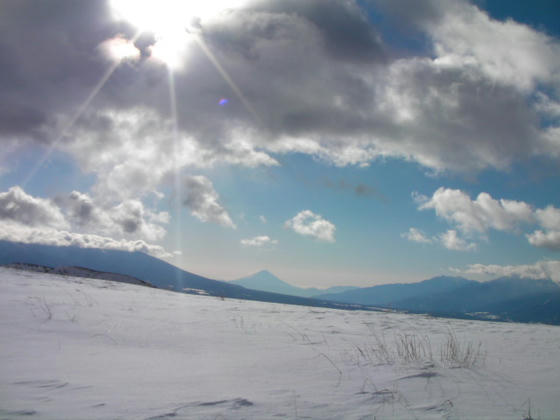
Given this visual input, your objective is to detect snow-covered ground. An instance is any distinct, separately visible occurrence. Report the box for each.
[1,267,559,419]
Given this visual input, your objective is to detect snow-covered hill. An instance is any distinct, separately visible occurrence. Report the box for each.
[1,267,559,419]
[2,263,155,288]
[0,241,372,311]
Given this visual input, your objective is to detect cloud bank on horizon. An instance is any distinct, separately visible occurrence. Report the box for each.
[0,0,559,285]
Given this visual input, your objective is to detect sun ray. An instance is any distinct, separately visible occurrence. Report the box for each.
[22,32,142,188]
[167,68,184,288]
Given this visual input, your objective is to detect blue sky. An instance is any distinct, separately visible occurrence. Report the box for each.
[1,0,559,287]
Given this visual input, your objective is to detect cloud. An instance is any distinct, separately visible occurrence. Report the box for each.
[0,222,173,258]
[250,0,386,63]
[412,191,429,205]
[417,188,560,251]
[419,187,534,234]
[323,178,381,199]
[98,34,141,62]
[452,260,560,284]
[63,190,100,226]
[240,235,278,247]
[259,215,267,223]
[438,229,476,251]
[372,0,560,90]
[527,230,560,251]
[2,0,559,207]
[0,186,68,229]
[284,210,335,242]
[402,226,476,251]
[401,227,432,243]
[535,206,560,231]
[183,176,236,228]
[64,108,278,201]
[0,187,173,257]
[55,190,168,241]
[110,200,167,241]
[0,1,115,143]
[428,0,560,92]
[3,0,559,265]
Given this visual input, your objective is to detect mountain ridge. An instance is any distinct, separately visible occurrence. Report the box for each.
[230,270,358,298]
[3,240,559,324]
[318,275,560,324]
[0,241,373,312]
[313,276,475,305]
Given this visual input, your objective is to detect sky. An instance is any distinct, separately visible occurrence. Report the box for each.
[1,0,560,288]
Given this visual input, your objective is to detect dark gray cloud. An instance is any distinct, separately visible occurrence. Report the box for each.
[0,0,559,201]
[323,178,382,199]
[246,0,387,63]
[111,200,145,235]
[373,60,540,171]
[0,0,126,142]
[61,191,97,226]
[0,186,67,228]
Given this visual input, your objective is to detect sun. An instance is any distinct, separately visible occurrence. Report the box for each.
[109,0,247,69]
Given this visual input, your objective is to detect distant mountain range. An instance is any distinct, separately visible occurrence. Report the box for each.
[314,276,474,305]
[230,270,358,298]
[2,240,559,325]
[316,276,560,325]
[0,241,371,312]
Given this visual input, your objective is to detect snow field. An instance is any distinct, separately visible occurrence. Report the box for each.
[1,267,559,419]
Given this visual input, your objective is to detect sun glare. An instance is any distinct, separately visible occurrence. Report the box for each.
[110,0,247,68]
[149,30,192,69]
[99,35,140,62]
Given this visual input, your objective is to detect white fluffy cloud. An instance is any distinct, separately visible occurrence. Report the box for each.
[417,188,560,251]
[419,187,534,234]
[0,186,68,229]
[527,230,560,251]
[401,227,432,244]
[240,235,278,247]
[110,200,168,241]
[452,260,560,284]
[428,0,560,92]
[528,201,560,250]
[402,226,477,252]
[439,229,476,251]
[0,187,172,257]
[63,108,279,201]
[0,222,173,258]
[535,206,560,231]
[55,190,168,241]
[183,176,236,229]
[284,210,336,242]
